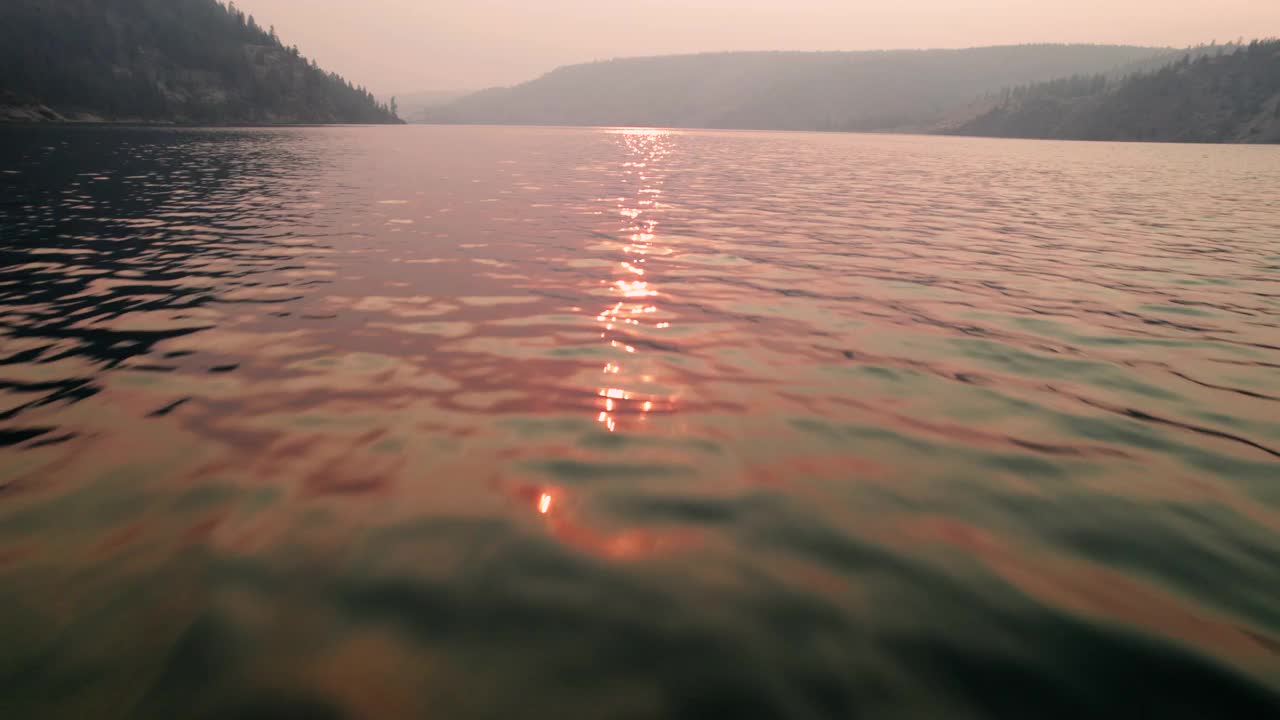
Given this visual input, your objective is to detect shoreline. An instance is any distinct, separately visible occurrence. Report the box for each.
[0,105,405,128]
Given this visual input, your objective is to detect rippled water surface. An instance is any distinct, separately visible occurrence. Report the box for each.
[1,125,1279,718]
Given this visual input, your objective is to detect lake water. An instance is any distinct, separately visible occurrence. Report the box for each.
[1,125,1278,718]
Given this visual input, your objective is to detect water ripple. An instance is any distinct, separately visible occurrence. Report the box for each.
[1,125,1278,717]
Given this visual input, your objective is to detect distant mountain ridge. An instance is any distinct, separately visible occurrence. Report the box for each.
[0,0,400,124]
[424,45,1167,131]
[948,40,1280,143]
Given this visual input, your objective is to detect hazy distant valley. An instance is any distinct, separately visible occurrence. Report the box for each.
[384,90,473,123]
[0,0,1275,143]
[423,45,1167,131]
[422,42,1279,143]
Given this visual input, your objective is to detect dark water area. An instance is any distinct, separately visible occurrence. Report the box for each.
[1,124,1278,719]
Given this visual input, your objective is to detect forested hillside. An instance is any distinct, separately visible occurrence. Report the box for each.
[424,45,1165,131]
[947,40,1280,143]
[0,0,400,124]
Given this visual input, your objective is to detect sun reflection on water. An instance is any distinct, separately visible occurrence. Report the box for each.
[593,130,674,434]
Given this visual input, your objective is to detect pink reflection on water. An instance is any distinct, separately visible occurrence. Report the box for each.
[506,480,699,559]
[592,130,676,435]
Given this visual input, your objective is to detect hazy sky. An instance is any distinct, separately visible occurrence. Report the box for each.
[233,1,1278,93]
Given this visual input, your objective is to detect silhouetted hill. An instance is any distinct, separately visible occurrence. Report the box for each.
[424,45,1165,131]
[947,40,1280,143]
[0,0,400,124]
